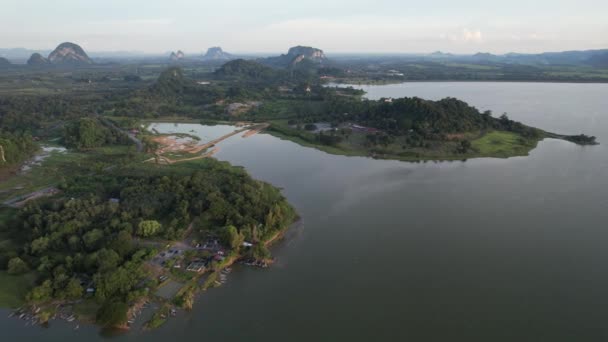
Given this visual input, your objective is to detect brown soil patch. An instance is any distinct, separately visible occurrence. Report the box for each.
[242,123,269,138]
[151,136,206,154]
[445,133,466,141]
[147,124,269,165]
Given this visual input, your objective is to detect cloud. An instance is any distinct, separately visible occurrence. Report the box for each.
[441,28,483,43]
[462,28,483,42]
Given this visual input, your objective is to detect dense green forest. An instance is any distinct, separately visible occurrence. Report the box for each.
[214,59,282,81]
[1,159,295,326]
[0,132,38,168]
[0,61,597,157]
[329,57,608,83]
[311,95,545,137]
[63,117,130,149]
[0,56,600,330]
[0,62,596,162]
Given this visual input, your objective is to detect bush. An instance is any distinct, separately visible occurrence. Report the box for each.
[7,257,28,275]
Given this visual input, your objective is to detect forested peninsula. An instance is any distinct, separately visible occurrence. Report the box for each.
[0,44,598,331]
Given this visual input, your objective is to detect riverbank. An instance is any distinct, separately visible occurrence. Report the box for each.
[0,129,298,333]
[140,219,296,331]
[267,122,551,161]
[330,78,608,85]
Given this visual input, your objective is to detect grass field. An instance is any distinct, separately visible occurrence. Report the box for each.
[0,271,37,308]
[472,131,539,157]
[0,149,85,202]
[0,144,147,203]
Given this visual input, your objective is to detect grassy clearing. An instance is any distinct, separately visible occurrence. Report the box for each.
[0,271,37,308]
[0,144,148,203]
[472,131,538,157]
[0,150,86,202]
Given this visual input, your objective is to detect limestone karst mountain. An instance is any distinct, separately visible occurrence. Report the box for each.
[47,42,93,65]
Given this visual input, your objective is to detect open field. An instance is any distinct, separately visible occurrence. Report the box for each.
[0,145,147,203]
[0,150,85,202]
[472,131,539,157]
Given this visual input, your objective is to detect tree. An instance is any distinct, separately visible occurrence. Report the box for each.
[7,257,29,275]
[458,140,472,154]
[63,118,107,149]
[62,278,84,300]
[97,248,121,273]
[96,300,129,327]
[109,230,133,257]
[30,236,50,255]
[222,225,243,250]
[27,280,53,302]
[137,220,161,237]
[252,244,270,260]
[83,229,104,250]
[0,132,37,168]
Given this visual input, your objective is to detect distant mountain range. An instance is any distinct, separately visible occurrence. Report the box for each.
[27,53,49,66]
[423,49,608,66]
[0,57,11,67]
[260,46,328,68]
[0,42,94,66]
[202,47,234,61]
[1,42,607,68]
[0,48,51,60]
[169,50,186,61]
[166,47,236,62]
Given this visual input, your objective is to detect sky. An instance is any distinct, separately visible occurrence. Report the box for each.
[1,0,607,55]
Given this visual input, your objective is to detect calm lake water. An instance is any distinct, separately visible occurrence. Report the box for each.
[3,82,608,341]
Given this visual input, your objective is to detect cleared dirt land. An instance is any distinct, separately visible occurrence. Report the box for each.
[147,123,269,164]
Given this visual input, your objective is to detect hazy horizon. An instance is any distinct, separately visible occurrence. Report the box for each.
[1,0,607,55]
[4,46,608,58]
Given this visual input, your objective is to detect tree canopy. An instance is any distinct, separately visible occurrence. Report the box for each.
[0,131,38,168]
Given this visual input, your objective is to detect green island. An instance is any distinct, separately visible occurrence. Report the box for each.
[0,42,599,331]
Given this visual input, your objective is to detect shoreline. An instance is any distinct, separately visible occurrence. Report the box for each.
[327,79,608,85]
[266,127,547,162]
[139,219,298,331]
[4,217,298,333]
